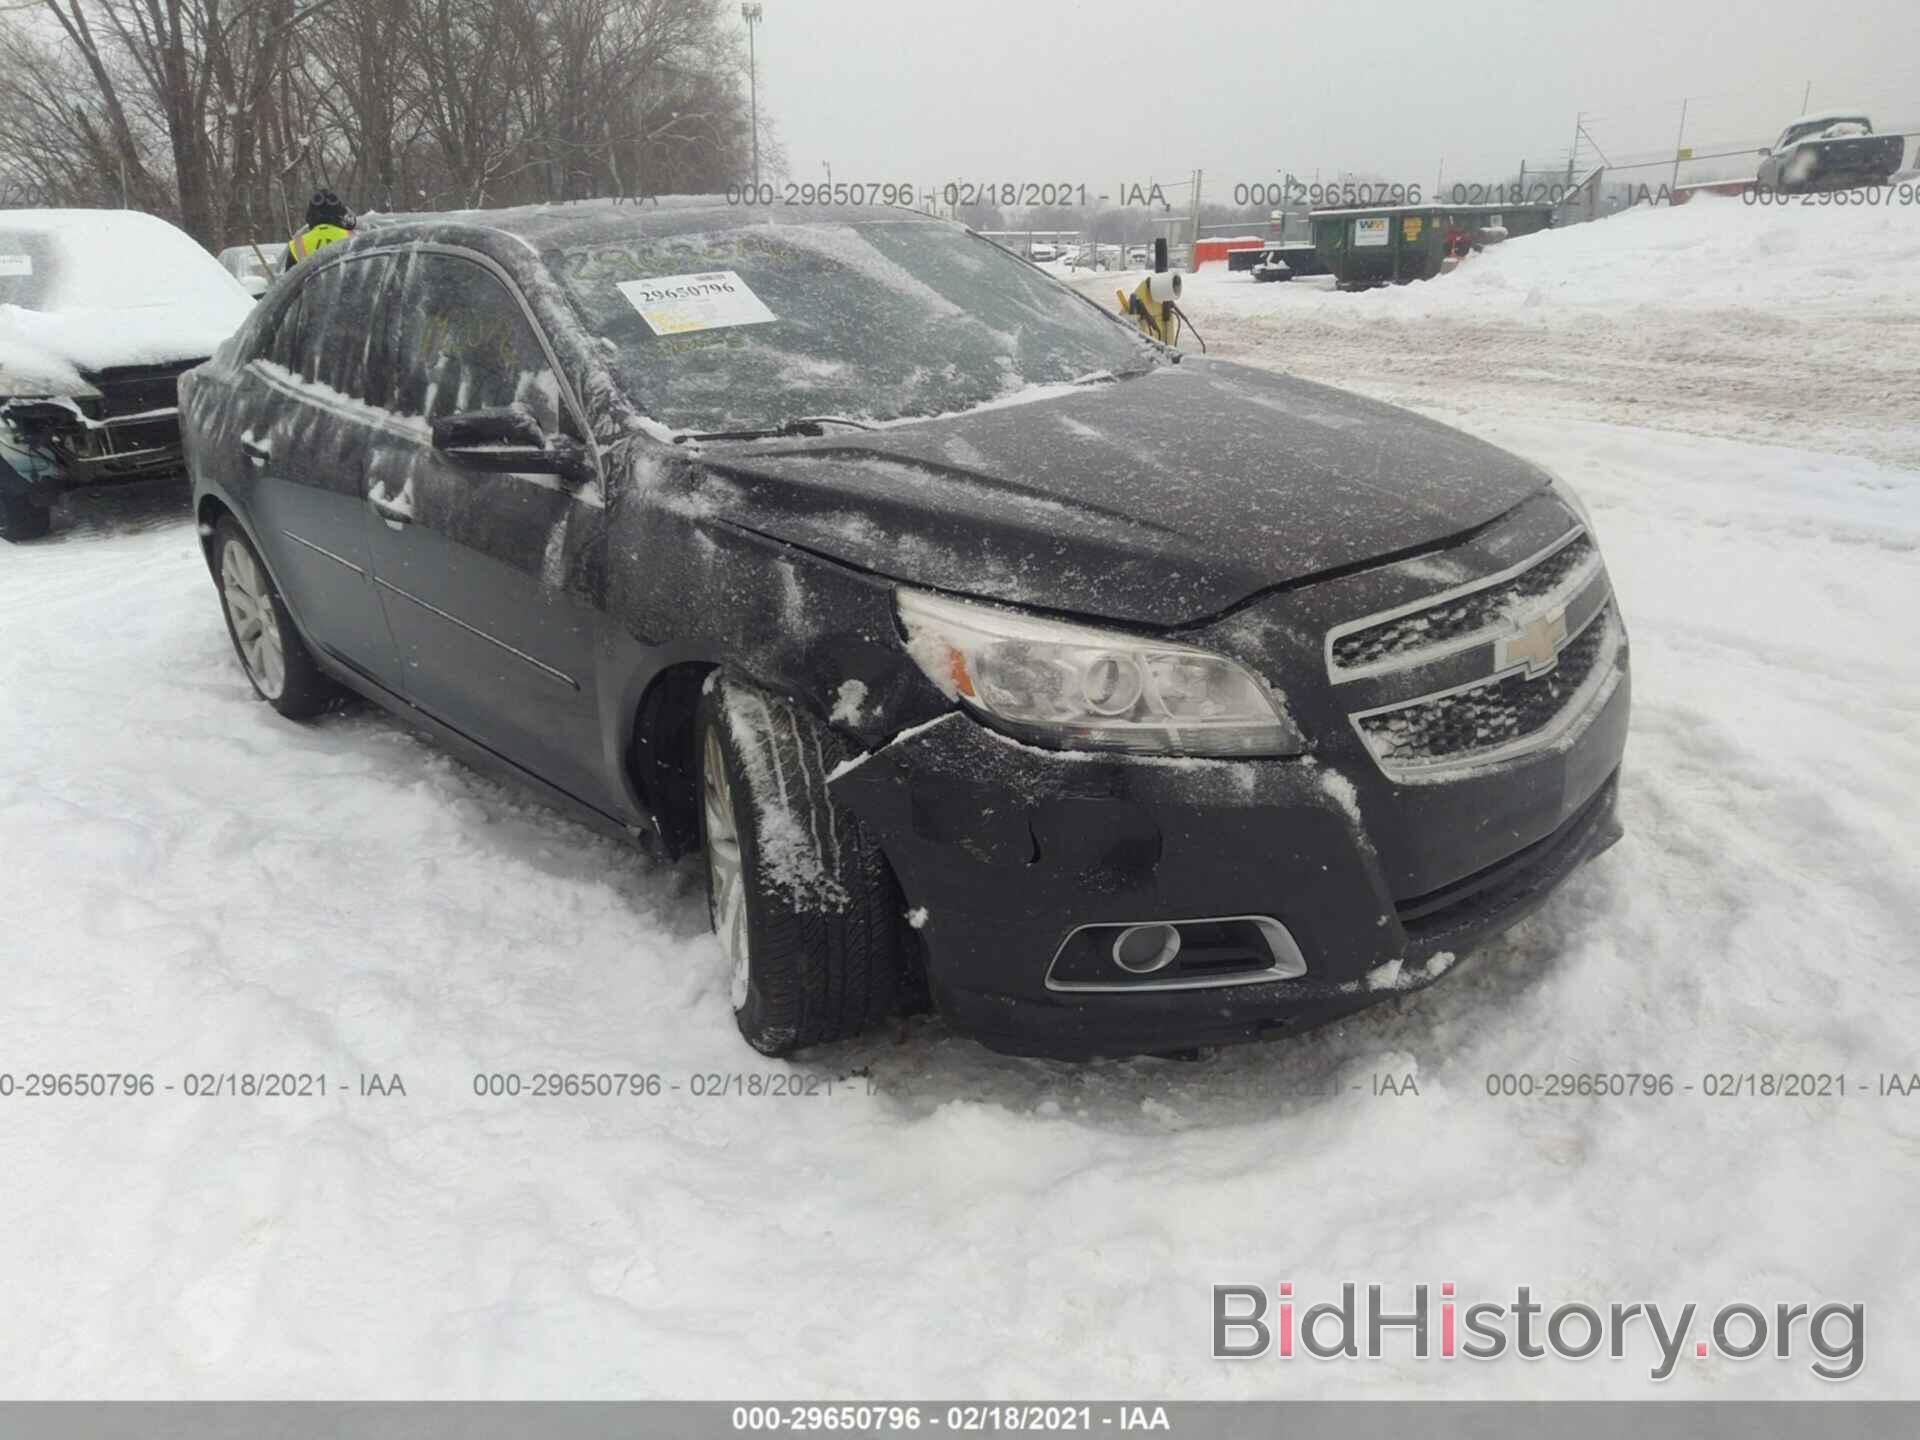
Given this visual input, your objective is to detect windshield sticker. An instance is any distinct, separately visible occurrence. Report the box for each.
[0,254,32,276]
[1354,217,1390,248]
[616,271,777,336]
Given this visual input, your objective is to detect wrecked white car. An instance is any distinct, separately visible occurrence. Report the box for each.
[1,210,255,540]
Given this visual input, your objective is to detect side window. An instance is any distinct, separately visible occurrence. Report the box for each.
[261,285,307,373]
[389,254,564,435]
[294,256,398,405]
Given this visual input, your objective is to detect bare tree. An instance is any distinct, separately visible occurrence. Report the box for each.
[0,0,758,242]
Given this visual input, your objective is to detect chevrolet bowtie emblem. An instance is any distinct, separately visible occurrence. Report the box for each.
[1498,608,1569,677]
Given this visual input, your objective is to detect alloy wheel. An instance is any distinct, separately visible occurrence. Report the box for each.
[221,539,286,700]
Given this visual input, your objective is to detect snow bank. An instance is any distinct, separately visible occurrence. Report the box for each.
[1181,191,1920,321]
[1131,192,1920,466]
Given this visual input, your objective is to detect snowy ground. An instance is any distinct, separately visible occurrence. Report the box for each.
[5,196,1920,1398]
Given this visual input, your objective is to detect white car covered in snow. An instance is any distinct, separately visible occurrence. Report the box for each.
[1755,112,1906,194]
[217,243,282,298]
[1,209,256,540]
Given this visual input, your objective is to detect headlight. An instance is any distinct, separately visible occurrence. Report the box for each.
[1547,471,1595,532]
[897,589,1306,757]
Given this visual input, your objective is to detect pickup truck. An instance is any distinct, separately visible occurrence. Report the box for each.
[1756,113,1906,194]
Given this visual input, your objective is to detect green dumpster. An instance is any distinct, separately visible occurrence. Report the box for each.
[1309,203,1555,289]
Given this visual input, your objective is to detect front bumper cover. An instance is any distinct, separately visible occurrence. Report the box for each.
[829,697,1626,1058]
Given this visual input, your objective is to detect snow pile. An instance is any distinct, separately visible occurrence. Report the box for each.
[1121,193,1920,466]
[1330,192,1920,317]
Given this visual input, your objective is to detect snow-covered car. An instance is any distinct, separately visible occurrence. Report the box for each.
[1126,246,1150,267]
[2,210,256,540]
[1756,112,1905,194]
[217,243,281,297]
[1252,248,1292,282]
[181,200,1629,1058]
[1028,243,1059,262]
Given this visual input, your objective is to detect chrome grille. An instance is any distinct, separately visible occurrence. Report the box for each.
[1329,529,1597,677]
[1354,605,1618,773]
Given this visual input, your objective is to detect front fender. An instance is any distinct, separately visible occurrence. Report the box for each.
[603,441,956,751]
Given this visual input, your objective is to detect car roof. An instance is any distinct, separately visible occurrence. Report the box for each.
[354,196,963,267]
[1783,111,1871,128]
[0,207,196,240]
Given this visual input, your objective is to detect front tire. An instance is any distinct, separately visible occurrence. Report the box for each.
[212,518,335,719]
[1,491,51,542]
[697,677,904,1054]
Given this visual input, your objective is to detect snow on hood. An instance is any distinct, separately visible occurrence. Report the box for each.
[1,302,247,392]
[695,359,1552,627]
[0,321,88,398]
[0,209,254,397]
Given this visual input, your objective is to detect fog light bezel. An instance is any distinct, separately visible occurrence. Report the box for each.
[1046,915,1309,993]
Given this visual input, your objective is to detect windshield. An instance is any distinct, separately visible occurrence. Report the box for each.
[549,219,1159,433]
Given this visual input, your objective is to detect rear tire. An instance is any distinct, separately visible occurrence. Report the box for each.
[697,677,904,1054]
[1,492,51,542]
[212,518,336,719]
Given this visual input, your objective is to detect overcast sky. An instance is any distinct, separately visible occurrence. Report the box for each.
[748,0,1916,196]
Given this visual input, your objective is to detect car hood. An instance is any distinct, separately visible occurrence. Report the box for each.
[0,299,247,398]
[696,358,1555,627]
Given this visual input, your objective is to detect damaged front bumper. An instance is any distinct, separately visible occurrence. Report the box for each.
[0,415,63,502]
[828,708,1625,1059]
[1,395,187,498]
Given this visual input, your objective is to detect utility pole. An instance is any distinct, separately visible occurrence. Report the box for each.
[1801,80,1813,114]
[1188,168,1203,262]
[1568,112,1582,185]
[741,3,763,190]
[1671,97,1690,197]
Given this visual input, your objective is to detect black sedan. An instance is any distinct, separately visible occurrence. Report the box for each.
[181,200,1628,1058]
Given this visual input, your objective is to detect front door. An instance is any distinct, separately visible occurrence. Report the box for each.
[361,249,610,812]
[239,253,402,688]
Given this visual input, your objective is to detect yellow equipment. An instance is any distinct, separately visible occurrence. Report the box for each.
[1116,269,1189,347]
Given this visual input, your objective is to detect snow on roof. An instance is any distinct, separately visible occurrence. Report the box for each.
[1785,110,1874,127]
[362,194,964,252]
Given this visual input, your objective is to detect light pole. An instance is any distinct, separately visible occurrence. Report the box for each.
[741,3,763,191]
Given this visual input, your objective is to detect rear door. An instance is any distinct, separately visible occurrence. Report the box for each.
[361,248,611,811]
[235,255,403,687]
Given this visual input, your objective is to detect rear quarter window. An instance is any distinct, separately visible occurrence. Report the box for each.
[293,256,399,405]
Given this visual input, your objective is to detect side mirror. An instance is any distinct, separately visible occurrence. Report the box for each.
[432,407,593,484]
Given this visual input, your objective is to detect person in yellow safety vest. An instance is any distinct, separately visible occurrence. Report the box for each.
[284,190,355,271]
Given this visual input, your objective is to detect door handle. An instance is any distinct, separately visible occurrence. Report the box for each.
[239,436,271,467]
[368,493,411,528]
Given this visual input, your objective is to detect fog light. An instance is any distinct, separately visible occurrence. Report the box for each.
[1112,923,1181,974]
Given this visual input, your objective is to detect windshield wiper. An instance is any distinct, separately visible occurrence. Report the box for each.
[1065,360,1166,389]
[672,415,876,444]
